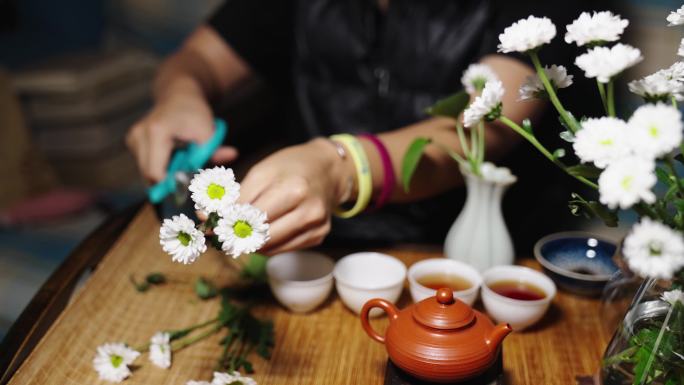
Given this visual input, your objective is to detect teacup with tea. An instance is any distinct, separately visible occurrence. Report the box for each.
[408,258,482,306]
[481,265,557,331]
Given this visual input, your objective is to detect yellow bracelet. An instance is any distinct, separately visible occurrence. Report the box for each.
[330,134,373,218]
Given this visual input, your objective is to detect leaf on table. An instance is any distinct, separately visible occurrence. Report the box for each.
[425,90,470,119]
[146,272,167,285]
[195,277,218,300]
[129,274,150,293]
[402,137,431,193]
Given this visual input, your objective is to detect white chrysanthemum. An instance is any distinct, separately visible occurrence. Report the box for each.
[575,43,643,83]
[628,70,684,102]
[214,204,270,258]
[623,218,684,280]
[573,117,631,168]
[519,64,573,101]
[189,166,240,216]
[627,103,683,159]
[461,63,499,94]
[497,16,556,53]
[212,371,258,385]
[93,343,140,383]
[662,289,684,305]
[463,80,505,128]
[667,61,684,82]
[565,11,629,47]
[186,382,212,385]
[598,156,656,209]
[159,214,207,264]
[149,332,171,369]
[668,5,684,26]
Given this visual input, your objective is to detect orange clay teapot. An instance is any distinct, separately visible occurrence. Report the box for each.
[361,287,512,383]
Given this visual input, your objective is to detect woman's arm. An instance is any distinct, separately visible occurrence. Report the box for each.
[241,54,544,253]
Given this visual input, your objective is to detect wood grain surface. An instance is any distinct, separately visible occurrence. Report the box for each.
[6,205,611,384]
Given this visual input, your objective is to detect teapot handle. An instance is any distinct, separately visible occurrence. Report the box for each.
[360,298,399,344]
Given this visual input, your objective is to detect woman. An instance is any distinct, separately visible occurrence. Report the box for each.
[127,0,600,255]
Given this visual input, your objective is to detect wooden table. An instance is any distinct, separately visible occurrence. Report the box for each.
[0,204,611,384]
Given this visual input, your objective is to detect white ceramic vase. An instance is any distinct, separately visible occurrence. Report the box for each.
[444,162,517,272]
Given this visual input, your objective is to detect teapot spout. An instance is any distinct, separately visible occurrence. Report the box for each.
[486,323,512,350]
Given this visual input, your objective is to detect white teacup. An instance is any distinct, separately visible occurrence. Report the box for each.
[408,258,482,306]
[266,251,335,313]
[334,252,406,317]
[481,265,557,331]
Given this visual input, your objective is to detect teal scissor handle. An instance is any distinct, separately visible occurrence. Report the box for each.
[147,118,228,204]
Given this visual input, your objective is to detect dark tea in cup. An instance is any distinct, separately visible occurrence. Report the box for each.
[417,273,473,292]
[488,280,546,301]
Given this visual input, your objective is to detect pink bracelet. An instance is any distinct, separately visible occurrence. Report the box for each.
[358,133,395,210]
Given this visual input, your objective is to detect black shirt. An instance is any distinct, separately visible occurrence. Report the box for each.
[208,0,607,249]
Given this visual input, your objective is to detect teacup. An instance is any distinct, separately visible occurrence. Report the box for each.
[481,265,556,331]
[266,250,335,313]
[407,258,482,306]
[334,252,406,317]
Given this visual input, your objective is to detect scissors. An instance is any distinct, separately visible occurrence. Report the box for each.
[147,118,228,206]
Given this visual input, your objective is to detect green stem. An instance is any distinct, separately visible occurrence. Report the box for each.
[596,80,609,115]
[477,121,485,164]
[529,51,581,133]
[499,116,598,189]
[434,142,466,164]
[171,324,222,352]
[673,95,679,109]
[607,80,616,117]
[455,123,472,161]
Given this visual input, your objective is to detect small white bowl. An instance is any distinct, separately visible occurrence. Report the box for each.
[334,252,406,317]
[481,265,557,331]
[408,258,482,306]
[266,251,335,313]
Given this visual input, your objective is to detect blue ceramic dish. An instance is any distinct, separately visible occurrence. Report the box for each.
[534,232,619,297]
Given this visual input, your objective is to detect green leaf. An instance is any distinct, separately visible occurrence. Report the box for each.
[129,275,150,293]
[568,193,618,227]
[567,164,602,179]
[145,272,166,285]
[425,91,470,119]
[552,148,566,160]
[195,277,218,300]
[522,119,533,134]
[241,253,268,283]
[675,199,684,212]
[402,138,431,192]
[559,130,575,143]
[656,167,675,187]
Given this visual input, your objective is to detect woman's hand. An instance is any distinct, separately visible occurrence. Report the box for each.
[126,89,238,182]
[239,138,353,255]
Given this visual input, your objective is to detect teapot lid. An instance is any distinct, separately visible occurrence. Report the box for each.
[412,288,475,330]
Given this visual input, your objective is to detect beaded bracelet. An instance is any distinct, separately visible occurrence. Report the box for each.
[330,134,373,218]
[358,133,395,210]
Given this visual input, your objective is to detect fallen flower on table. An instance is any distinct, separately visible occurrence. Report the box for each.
[211,371,258,385]
[149,332,172,369]
[93,343,140,383]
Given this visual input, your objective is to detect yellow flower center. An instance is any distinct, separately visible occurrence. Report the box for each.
[110,354,123,368]
[649,125,659,138]
[177,231,192,246]
[621,176,633,190]
[599,138,613,146]
[233,220,253,238]
[207,183,225,200]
